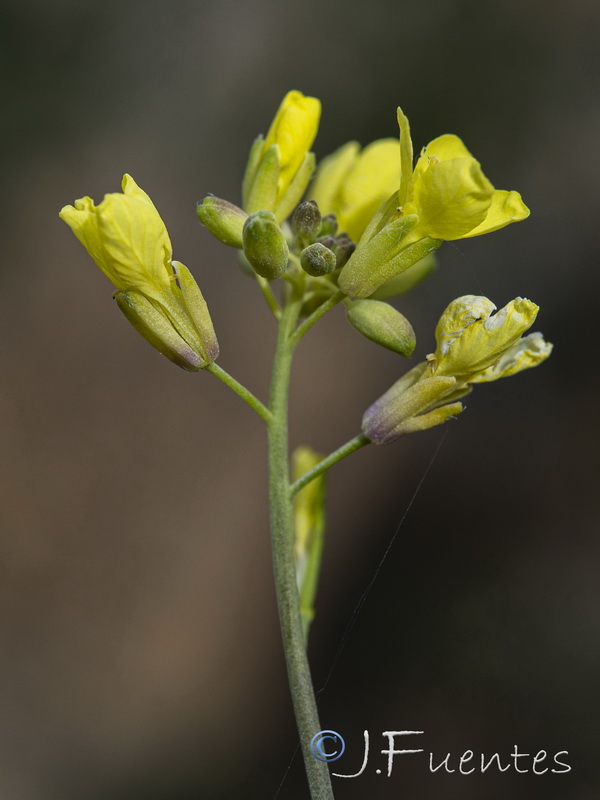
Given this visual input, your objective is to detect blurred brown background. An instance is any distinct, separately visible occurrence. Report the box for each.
[1,0,598,798]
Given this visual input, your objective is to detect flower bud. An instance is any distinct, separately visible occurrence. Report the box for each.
[333,233,356,269]
[292,200,322,243]
[242,210,289,280]
[243,91,320,222]
[300,242,337,277]
[197,196,247,248]
[346,299,416,356]
[319,213,338,236]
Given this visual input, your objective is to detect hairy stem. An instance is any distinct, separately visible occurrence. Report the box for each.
[290,434,370,497]
[205,362,272,423]
[268,289,335,800]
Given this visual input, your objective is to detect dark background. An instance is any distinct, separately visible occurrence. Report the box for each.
[1,1,598,798]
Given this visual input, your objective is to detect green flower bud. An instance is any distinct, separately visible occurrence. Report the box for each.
[197,196,247,248]
[345,299,416,356]
[242,210,289,280]
[319,213,338,236]
[333,233,356,269]
[292,200,322,243]
[300,242,337,277]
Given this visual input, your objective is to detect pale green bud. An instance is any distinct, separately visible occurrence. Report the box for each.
[242,210,289,280]
[431,295,541,380]
[197,196,247,248]
[345,299,416,356]
[300,242,337,277]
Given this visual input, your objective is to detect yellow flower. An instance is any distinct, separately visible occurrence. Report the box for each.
[310,139,399,242]
[60,174,218,370]
[397,108,530,241]
[242,90,321,221]
[362,294,552,444]
[429,294,549,381]
[339,109,530,298]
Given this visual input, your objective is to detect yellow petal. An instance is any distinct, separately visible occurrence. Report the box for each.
[433,295,540,379]
[463,189,530,237]
[95,189,173,295]
[60,176,173,296]
[263,90,321,197]
[468,332,552,382]
[60,197,109,276]
[310,140,359,215]
[338,139,400,241]
[412,157,494,240]
[414,134,473,179]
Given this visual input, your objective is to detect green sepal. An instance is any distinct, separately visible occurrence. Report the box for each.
[242,135,265,209]
[345,299,416,356]
[371,253,437,300]
[390,402,464,438]
[115,290,204,371]
[338,214,418,297]
[242,210,289,280]
[197,196,247,248]
[245,144,280,214]
[274,151,317,222]
[341,234,441,298]
[173,261,219,363]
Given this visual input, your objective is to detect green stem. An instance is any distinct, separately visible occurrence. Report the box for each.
[268,289,335,800]
[289,289,345,349]
[205,362,272,423]
[290,434,370,497]
[256,274,282,319]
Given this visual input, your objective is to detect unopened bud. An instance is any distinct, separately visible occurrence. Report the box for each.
[242,210,289,280]
[334,233,356,269]
[300,242,337,277]
[292,200,322,243]
[319,213,338,236]
[346,299,416,356]
[197,196,247,248]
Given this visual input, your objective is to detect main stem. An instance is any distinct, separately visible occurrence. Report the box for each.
[268,291,335,800]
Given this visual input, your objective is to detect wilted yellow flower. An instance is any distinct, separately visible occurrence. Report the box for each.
[429,294,552,381]
[310,139,399,242]
[60,174,218,370]
[243,90,321,221]
[362,294,552,444]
